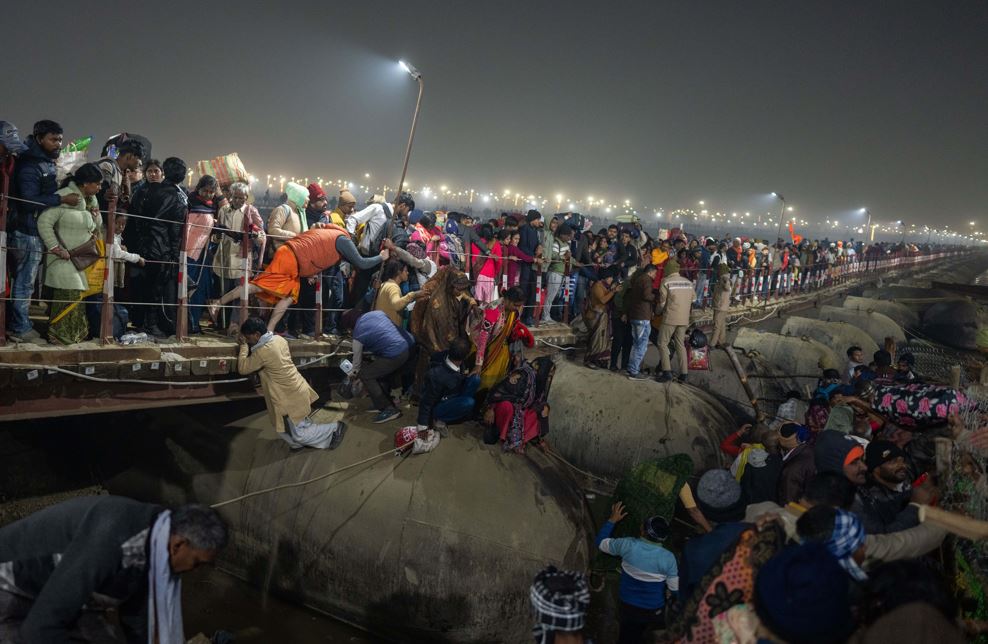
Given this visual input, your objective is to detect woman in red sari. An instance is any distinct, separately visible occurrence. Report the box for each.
[484,356,556,453]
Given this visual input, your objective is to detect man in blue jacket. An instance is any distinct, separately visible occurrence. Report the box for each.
[596,501,679,644]
[7,120,72,343]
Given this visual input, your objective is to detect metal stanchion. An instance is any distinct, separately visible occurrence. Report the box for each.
[99,196,117,344]
[176,217,190,341]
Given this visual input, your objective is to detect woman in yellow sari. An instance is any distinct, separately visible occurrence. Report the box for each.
[470,286,527,393]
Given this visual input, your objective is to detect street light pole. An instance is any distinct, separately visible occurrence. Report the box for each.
[396,60,424,201]
[772,192,786,242]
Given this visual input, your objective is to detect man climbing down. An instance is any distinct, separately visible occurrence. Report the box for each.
[236,316,347,449]
[209,223,389,333]
[0,496,226,643]
[596,501,679,644]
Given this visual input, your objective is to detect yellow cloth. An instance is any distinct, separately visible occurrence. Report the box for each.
[237,335,317,432]
[733,443,766,481]
[678,483,698,509]
[479,310,517,391]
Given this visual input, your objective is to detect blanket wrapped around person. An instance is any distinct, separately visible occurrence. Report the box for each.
[483,356,555,453]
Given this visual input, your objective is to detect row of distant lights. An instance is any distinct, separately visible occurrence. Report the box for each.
[241,172,984,242]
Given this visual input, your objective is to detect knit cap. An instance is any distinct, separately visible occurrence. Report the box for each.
[754,542,852,644]
[814,430,864,475]
[695,468,745,523]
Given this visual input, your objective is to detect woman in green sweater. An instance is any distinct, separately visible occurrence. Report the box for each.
[37,163,103,344]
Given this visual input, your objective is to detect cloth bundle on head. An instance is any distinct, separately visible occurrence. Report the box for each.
[754,542,852,644]
[814,430,864,476]
[695,468,746,523]
[771,397,803,431]
[338,189,356,205]
[826,508,867,581]
[530,565,590,644]
[307,182,326,201]
[823,405,855,434]
[285,182,308,208]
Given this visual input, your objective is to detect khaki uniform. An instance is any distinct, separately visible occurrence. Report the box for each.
[237,335,318,432]
[710,277,733,347]
[657,274,694,375]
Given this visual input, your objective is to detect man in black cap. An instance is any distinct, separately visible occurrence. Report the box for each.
[679,469,749,599]
[851,440,929,534]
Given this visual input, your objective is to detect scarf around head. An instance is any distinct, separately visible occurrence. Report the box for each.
[826,508,867,581]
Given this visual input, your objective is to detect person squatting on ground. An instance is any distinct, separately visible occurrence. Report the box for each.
[348,309,416,424]
[236,316,346,449]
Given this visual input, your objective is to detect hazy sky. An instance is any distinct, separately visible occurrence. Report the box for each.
[2,0,986,228]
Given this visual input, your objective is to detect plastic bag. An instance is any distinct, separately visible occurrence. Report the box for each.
[56,150,89,183]
[687,344,709,370]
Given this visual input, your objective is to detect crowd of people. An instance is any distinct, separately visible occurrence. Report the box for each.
[0,119,978,643]
[528,340,979,643]
[2,119,937,350]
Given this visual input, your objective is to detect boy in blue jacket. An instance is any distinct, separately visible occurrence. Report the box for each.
[596,502,679,644]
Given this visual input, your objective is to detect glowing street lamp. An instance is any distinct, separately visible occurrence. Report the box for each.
[771,192,786,242]
[395,60,424,202]
[859,208,874,242]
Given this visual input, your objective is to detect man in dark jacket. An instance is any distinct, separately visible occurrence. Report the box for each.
[625,264,657,380]
[777,423,816,504]
[0,495,226,644]
[518,210,543,325]
[416,337,479,436]
[7,120,73,343]
[851,440,925,534]
[134,157,189,338]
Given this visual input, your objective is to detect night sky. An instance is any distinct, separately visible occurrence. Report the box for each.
[2,1,986,230]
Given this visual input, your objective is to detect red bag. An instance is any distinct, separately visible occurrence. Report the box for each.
[687,345,710,371]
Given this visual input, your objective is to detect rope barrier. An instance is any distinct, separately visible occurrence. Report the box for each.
[209,443,412,509]
[5,345,343,386]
